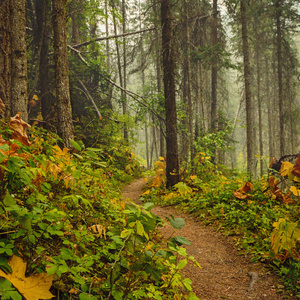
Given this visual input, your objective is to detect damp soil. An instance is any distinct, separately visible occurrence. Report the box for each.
[122,178,297,300]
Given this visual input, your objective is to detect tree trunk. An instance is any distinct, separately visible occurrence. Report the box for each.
[10,0,28,121]
[265,58,273,159]
[211,0,218,132]
[161,0,179,187]
[184,0,193,162]
[37,0,53,125]
[0,0,11,118]
[52,0,74,148]
[275,0,284,156]
[122,0,128,142]
[255,21,263,176]
[241,0,255,176]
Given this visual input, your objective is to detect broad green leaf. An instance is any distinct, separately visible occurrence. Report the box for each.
[171,236,191,246]
[143,202,154,211]
[70,140,82,151]
[3,193,16,207]
[177,259,187,270]
[171,218,185,229]
[174,182,192,195]
[79,293,97,300]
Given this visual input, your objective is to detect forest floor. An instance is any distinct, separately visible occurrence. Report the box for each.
[122,178,298,300]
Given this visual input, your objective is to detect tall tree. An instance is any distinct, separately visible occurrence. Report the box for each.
[275,0,284,156]
[211,0,218,132]
[161,0,179,187]
[0,0,11,118]
[10,0,28,121]
[241,0,255,175]
[52,0,75,147]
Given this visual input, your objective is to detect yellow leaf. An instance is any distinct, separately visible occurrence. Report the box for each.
[142,190,150,195]
[154,160,165,169]
[0,255,54,300]
[190,175,197,180]
[290,186,300,196]
[280,161,294,177]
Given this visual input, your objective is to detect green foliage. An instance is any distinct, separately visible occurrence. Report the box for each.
[144,153,300,297]
[0,121,199,299]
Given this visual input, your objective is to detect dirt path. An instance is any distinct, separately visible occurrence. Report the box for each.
[122,178,296,300]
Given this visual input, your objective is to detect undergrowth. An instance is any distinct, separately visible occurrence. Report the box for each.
[141,152,300,298]
[0,116,200,300]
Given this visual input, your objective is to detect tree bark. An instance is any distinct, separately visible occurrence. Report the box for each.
[211,0,218,132]
[122,0,128,141]
[275,0,284,156]
[10,0,28,121]
[0,0,11,118]
[241,0,255,176]
[161,0,179,187]
[52,0,74,148]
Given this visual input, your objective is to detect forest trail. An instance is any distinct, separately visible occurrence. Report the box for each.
[122,178,297,300]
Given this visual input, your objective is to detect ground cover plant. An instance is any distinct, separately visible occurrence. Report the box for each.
[141,152,300,298]
[0,116,200,300]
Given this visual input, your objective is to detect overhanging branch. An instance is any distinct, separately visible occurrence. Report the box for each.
[72,27,157,49]
[68,44,165,123]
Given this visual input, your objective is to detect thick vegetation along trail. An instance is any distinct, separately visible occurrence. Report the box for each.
[122,178,297,300]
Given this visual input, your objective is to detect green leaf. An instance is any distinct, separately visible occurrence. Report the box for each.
[143,202,154,211]
[72,169,81,179]
[136,221,145,237]
[171,236,191,246]
[171,218,185,229]
[177,259,188,270]
[70,140,82,151]
[19,213,33,231]
[46,264,58,276]
[0,144,9,152]
[79,293,97,300]
[112,290,124,300]
[3,193,16,207]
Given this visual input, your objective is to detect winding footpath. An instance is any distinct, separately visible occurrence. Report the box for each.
[122,178,297,300]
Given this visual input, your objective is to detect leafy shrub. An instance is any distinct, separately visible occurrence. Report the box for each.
[0,118,199,299]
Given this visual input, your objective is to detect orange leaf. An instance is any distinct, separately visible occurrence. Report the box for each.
[240,182,253,193]
[233,191,251,200]
[10,114,31,146]
[283,192,294,204]
[268,176,279,189]
[0,255,54,300]
[292,154,300,178]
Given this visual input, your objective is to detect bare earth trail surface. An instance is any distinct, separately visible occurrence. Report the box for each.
[122,178,297,300]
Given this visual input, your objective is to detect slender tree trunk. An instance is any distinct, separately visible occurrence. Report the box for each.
[211,0,218,132]
[153,0,165,157]
[255,24,263,176]
[145,121,150,169]
[241,0,255,175]
[122,0,128,141]
[37,0,53,124]
[161,0,179,187]
[10,0,28,121]
[52,0,74,147]
[184,0,193,162]
[0,0,11,118]
[265,58,273,158]
[105,1,110,68]
[275,0,284,156]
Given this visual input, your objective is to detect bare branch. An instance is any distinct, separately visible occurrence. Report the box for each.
[77,79,102,119]
[72,27,157,49]
[68,45,165,123]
